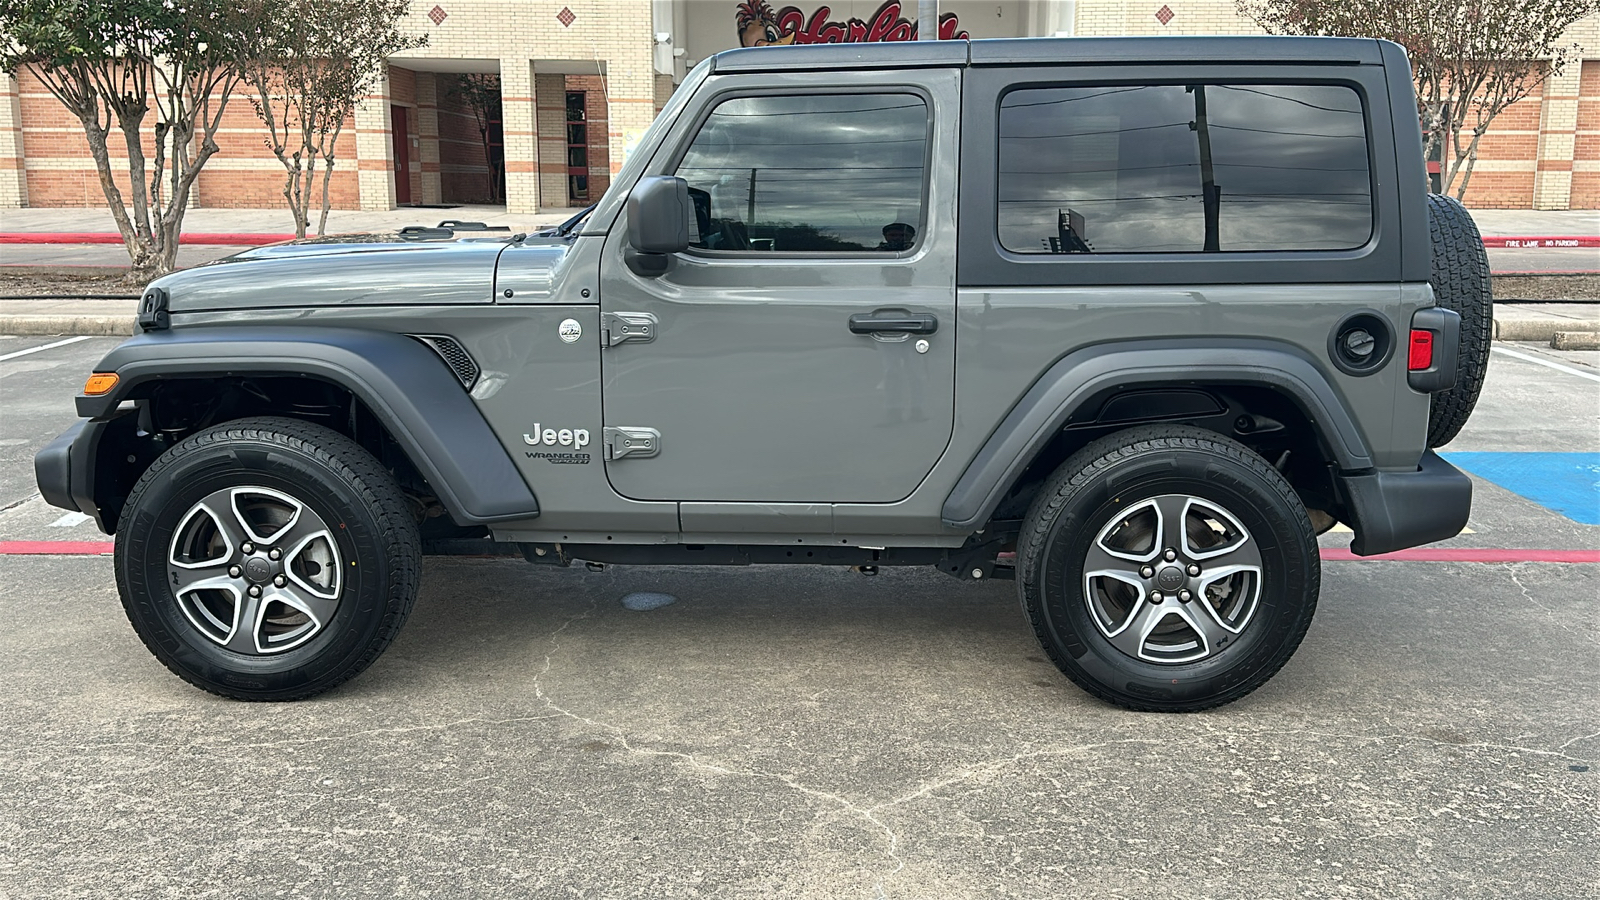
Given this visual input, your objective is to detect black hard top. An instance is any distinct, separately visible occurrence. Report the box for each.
[710,36,1386,73]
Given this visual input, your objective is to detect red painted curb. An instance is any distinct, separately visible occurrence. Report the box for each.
[0,232,296,246]
[0,541,114,555]
[1480,236,1600,248]
[1320,547,1600,563]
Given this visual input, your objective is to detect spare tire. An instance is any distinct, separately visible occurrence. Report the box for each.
[1425,193,1493,448]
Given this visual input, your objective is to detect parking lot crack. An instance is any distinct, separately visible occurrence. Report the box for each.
[527,598,904,894]
[1500,562,1598,647]
[1557,729,1600,751]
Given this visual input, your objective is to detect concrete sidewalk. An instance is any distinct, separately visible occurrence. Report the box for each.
[0,204,585,236]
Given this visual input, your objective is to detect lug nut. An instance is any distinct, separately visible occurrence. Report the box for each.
[241,542,254,555]
[228,565,242,578]
[1140,565,1154,578]
[268,548,281,561]
[1178,589,1192,602]
[273,575,287,588]
[1188,564,1201,576]
[1163,548,1177,562]
[1149,591,1164,604]
[247,585,262,598]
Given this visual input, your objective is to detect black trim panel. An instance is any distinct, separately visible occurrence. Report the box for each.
[1381,40,1433,285]
[941,339,1374,529]
[1336,450,1471,556]
[79,327,539,525]
[34,421,82,512]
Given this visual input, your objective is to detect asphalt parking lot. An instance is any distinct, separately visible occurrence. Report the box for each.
[1,334,1596,899]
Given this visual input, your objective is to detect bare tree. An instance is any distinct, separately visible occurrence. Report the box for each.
[448,74,504,204]
[240,0,423,237]
[0,0,249,281]
[1238,0,1598,198]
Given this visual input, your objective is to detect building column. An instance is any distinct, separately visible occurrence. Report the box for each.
[355,71,396,210]
[501,60,539,214]
[416,73,442,206]
[535,73,568,209]
[605,72,657,184]
[0,72,27,208]
[1533,61,1581,210]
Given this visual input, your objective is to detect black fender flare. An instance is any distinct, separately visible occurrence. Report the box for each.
[941,339,1374,529]
[79,326,539,525]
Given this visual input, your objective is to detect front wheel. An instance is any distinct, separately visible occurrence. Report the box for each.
[1017,426,1319,712]
[115,417,421,700]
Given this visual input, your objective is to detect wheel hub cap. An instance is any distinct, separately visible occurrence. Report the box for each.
[1154,565,1186,592]
[242,556,273,584]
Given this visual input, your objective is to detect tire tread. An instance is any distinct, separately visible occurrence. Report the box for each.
[1425,193,1493,448]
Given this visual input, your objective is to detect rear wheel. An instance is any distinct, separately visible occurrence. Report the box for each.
[115,417,420,701]
[1425,193,1493,448]
[1017,426,1319,712]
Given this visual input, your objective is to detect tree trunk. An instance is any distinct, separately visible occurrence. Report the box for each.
[75,112,160,283]
[318,155,335,237]
[284,159,307,239]
[1453,130,1486,202]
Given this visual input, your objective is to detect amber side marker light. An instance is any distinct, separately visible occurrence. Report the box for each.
[82,373,119,396]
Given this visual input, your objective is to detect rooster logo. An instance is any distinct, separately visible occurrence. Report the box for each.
[736,1,797,46]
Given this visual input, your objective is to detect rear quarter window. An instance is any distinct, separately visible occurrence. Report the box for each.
[997,83,1373,254]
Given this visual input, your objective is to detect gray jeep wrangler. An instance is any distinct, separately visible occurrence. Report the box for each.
[36,37,1490,711]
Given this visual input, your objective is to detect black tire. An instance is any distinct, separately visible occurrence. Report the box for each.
[115,416,421,701]
[1017,426,1319,712]
[1426,193,1493,448]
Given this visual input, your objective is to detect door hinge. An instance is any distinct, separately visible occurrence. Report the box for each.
[601,311,657,348]
[604,426,661,460]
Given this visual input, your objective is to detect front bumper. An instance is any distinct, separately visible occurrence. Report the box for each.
[1337,450,1472,556]
[34,418,115,533]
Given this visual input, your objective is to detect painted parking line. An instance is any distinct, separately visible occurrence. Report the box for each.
[1491,346,1600,384]
[0,335,93,362]
[1443,451,1600,525]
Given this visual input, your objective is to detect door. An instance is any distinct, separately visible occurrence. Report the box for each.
[598,72,959,504]
[390,105,411,205]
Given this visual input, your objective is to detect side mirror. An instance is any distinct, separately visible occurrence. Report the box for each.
[627,176,692,254]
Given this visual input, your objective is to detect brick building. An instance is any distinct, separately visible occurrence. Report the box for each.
[1,0,1595,213]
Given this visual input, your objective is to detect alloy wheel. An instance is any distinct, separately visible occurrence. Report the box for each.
[168,486,343,655]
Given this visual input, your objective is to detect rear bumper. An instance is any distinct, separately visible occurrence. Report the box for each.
[34,419,111,533]
[1337,450,1472,556]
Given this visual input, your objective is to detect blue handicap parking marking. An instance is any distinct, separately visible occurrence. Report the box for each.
[1443,452,1600,525]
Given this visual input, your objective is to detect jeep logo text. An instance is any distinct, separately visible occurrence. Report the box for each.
[523,424,591,448]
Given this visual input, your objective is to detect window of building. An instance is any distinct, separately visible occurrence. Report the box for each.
[674,93,929,253]
[566,90,589,203]
[997,83,1373,254]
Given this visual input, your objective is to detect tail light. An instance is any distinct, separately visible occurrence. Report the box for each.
[1407,329,1434,371]
[1407,308,1460,393]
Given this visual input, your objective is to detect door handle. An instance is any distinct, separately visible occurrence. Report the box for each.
[848,311,938,335]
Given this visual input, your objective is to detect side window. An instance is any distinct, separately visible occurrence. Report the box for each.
[997,83,1373,254]
[675,93,928,253]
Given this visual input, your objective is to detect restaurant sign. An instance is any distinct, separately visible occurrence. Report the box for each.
[736,0,969,46]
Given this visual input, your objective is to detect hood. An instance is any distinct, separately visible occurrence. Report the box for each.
[149,234,571,314]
